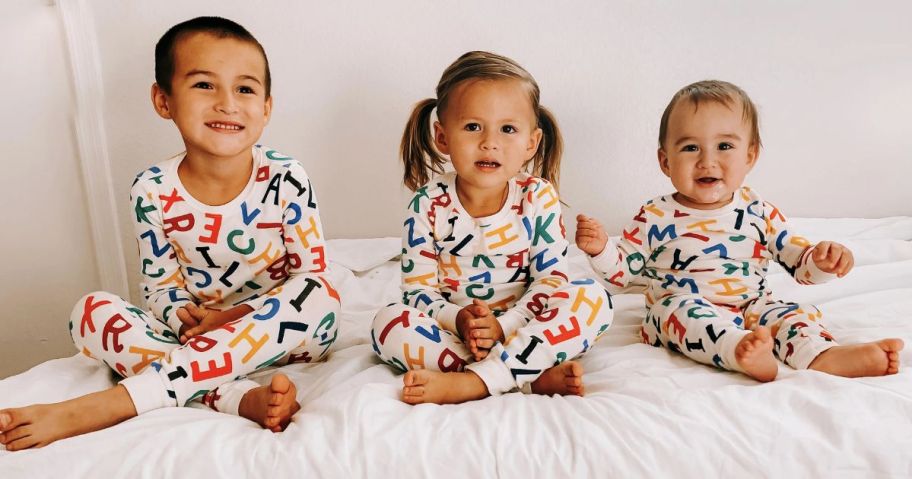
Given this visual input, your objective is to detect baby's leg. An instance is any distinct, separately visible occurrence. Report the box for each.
[371,303,479,404]
[751,300,904,376]
[467,280,614,398]
[645,294,777,381]
[1,291,172,450]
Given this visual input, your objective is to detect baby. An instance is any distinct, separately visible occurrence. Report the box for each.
[576,80,903,381]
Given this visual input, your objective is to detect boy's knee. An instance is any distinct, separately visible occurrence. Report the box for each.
[69,291,120,344]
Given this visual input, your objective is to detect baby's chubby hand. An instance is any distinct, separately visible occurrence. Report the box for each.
[575,214,609,256]
[811,241,854,277]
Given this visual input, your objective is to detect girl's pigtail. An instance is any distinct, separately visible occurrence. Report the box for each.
[534,105,564,192]
[400,98,443,191]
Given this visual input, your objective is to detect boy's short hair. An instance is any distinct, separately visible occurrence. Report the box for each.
[658,80,761,149]
[155,16,271,97]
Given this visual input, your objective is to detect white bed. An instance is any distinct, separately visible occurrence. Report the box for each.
[2,217,911,477]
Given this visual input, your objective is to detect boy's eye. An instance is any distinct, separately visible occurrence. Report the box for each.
[681,144,698,152]
[501,125,517,134]
[464,123,481,132]
[718,142,734,150]
[238,86,256,94]
[192,82,213,90]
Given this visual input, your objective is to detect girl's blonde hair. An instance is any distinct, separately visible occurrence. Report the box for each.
[401,51,563,191]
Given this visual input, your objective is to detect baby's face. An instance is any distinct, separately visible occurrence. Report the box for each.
[658,100,758,210]
[155,32,271,163]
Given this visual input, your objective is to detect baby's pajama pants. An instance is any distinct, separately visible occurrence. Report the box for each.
[642,293,836,372]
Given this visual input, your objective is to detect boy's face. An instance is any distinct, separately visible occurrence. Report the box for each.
[151,32,271,163]
[658,99,758,210]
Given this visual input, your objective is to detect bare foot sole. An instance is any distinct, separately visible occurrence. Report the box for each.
[530,360,585,396]
[401,370,489,405]
[238,373,301,432]
[0,385,136,451]
[809,338,904,378]
[735,327,778,382]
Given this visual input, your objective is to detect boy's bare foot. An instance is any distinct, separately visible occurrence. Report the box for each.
[0,385,137,451]
[402,370,489,405]
[735,327,778,382]
[238,373,300,432]
[809,339,904,378]
[530,361,585,396]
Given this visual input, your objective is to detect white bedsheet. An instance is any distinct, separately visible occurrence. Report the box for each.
[2,218,911,477]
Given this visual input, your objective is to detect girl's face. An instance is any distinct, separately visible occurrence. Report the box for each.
[151,32,271,164]
[658,100,759,210]
[433,79,542,204]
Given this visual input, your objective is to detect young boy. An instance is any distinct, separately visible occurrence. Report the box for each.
[576,80,903,382]
[0,17,339,450]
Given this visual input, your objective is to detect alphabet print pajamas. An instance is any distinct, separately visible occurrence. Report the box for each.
[71,145,340,415]
[372,172,614,395]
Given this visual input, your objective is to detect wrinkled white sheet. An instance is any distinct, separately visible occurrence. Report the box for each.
[2,218,911,477]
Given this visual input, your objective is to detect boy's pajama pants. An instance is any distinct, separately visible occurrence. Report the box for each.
[642,293,836,372]
[371,279,614,395]
[70,273,340,415]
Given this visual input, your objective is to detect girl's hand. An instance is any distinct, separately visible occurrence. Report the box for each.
[465,299,503,361]
[575,214,609,256]
[811,241,854,277]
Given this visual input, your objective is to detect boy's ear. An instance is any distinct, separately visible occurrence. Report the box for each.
[657,148,672,177]
[151,83,172,120]
[433,121,449,155]
[263,95,273,124]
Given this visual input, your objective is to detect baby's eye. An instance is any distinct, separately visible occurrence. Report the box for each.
[192,82,213,90]
[238,85,256,94]
[501,125,517,134]
[464,123,481,132]
[681,144,698,152]
[718,142,734,150]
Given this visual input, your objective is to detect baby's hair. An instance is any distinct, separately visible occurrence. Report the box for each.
[401,51,563,191]
[658,80,761,150]
[155,16,271,97]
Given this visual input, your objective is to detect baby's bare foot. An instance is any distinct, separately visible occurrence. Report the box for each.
[530,361,585,396]
[0,385,136,451]
[735,327,778,382]
[238,373,300,432]
[809,339,904,378]
[401,370,489,405]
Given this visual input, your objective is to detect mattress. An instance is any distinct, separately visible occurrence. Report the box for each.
[2,217,911,477]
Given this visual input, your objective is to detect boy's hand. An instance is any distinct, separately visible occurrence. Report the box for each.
[456,300,504,361]
[811,241,854,277]
[177,303,254,344]
[575,214,609,256]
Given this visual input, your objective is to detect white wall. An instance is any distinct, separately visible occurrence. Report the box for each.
[3,0,910,375]
[0,1,100,378]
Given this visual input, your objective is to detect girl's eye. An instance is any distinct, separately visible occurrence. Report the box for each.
[501,125,517,134]
[464,123,481,132]
[192,82,213,89]
[681,144,698,152]
[718,142,734,150]
[238,86,255,94]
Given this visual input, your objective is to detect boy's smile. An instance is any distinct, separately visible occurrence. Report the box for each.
[658,100,758,210]
[151,32,271,165]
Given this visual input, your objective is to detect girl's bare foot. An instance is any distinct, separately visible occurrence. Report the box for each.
[809,339,904,377]
[735,327,778,382]
[0,385,137,451]
[238,373,300,432]
[401,370,489,405]
[530,361,585,396]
